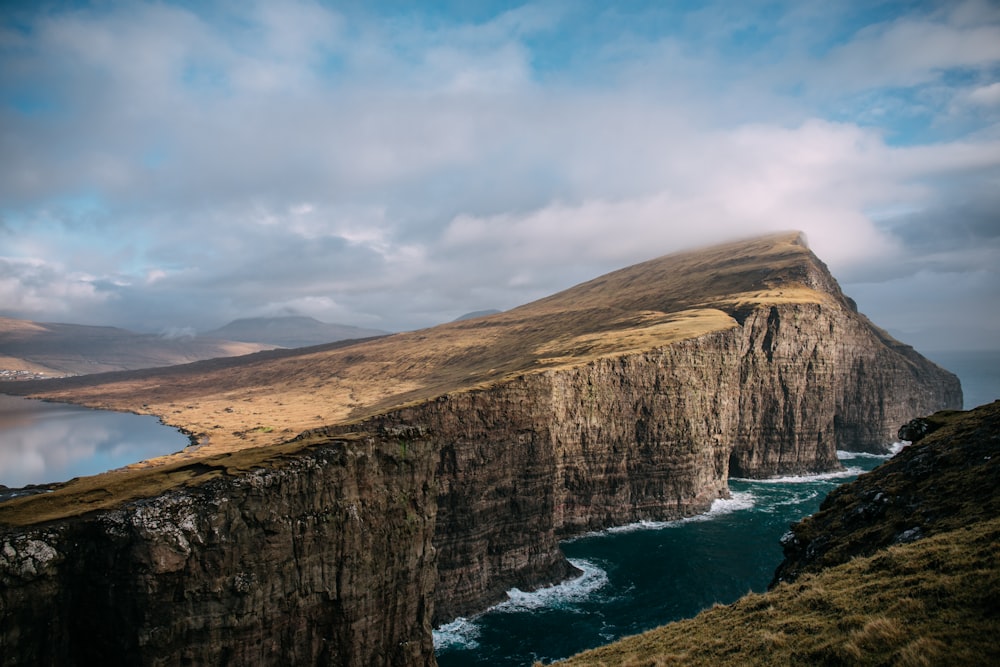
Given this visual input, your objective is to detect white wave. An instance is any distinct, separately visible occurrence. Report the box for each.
[889,441,910,455]
[837,449,893,460]
[434,558,610,649]
[768,489,821,507]
[733,466,863,484]
[708,490,756,514]
[494,558,608,613]
[582,491,756,537]
[433,616,480,651]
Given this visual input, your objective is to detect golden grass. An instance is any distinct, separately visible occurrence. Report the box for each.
[1,232,833,524]
[558,517,1000,666]
[0,432,367,526]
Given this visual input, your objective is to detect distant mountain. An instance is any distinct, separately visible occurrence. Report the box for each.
[205,316,389,348]
[0,232,963,667]
[452,309,502,322]
[0,317,274,377]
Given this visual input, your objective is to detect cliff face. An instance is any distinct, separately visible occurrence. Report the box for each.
[343,297,959,623]
[0,233,963,665]
[560,402,1000,667]
[728,301,959,474]
[772,401,1000,587]
[0,438,438,667]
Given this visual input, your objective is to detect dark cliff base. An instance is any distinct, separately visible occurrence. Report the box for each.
[560,401,1000,666]
[773,401,1000,586]
[0,438,439,667]
[0,234,964,666]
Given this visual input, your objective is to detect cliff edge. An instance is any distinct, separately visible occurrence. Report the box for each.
[0,232,962,665]
[560,401,1000,666]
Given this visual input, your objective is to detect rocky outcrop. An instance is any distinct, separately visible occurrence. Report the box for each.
[0,438,438,667]
[560,402,1000,667]
[0,234,963,665]
[335,297,959,623]
[771,401,1000,587]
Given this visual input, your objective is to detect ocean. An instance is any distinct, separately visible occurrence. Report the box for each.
[434,454,888,666]
[433,349,1000,666]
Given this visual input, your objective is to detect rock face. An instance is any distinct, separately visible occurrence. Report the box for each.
[0,439,438,666]
[558,402,1000,667]
[771,401,1000,587]
[0,233,963,665]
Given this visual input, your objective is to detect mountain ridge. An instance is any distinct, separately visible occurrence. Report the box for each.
[0,231,963,666]
[1,231,886,457]
[0,317,275,376]
[204,315,389,348]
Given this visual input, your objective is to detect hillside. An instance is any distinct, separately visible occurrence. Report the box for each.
[204,316,389,348]
[1,232,920,456]
[0,317,274,376]
[559,401,1000,666]
[0,232,962,666]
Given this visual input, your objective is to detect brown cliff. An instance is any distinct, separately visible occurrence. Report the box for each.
[560,402,1000,667]
[1,436,438,666]
[0,232,961,665]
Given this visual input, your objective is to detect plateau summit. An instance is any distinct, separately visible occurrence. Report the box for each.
[0,232,961,666]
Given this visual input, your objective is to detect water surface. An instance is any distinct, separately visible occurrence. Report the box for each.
[435,454,888,666]
[0,394,190,489]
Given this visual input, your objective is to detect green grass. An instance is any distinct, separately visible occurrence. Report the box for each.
[556,517,1000,666]
[557,402,1000,666]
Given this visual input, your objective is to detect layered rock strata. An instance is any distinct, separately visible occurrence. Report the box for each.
[0,233,963,665]
[327,296,961,623]
[1,438,438,666]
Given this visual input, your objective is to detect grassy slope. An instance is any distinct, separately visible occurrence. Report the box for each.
[0,232,835,524]
[558,401,1000,667]
[2,232,828,451]
[558,518,1000,667]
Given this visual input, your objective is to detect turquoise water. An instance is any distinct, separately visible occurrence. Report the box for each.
[435,453,888,667]
[434,350,1000,667]
[0,394,191,489]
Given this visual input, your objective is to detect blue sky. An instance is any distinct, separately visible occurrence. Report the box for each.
[1,0,998,351]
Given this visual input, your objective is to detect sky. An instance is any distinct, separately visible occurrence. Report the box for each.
[1,0,998,352]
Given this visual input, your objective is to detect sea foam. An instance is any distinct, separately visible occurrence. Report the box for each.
[888,440,910,455]
[495,558,609,612]
[580,491,757,538]
[733,467,864,484]
[837,447,899,460]
[433,616,481,651]
[433,558,610,650]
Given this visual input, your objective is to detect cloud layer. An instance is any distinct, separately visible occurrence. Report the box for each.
[1,0,998,350]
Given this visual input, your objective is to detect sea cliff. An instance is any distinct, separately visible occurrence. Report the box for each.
[560,401,1000,666]
[0,437,438,666]
[0,233,961,665]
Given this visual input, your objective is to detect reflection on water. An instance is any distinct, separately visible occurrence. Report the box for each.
[0,394,190,488]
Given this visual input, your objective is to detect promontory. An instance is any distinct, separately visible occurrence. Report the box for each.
[0,232,961,666]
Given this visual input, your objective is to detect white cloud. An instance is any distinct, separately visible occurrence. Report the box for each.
[966,82,1000,108]
[0,0,997,348]
[848,267,1000,351]
[812,10,1000,92]
[0,258,113,320]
